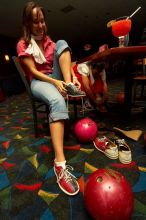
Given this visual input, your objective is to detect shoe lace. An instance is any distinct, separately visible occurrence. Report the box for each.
[116,139,125,146]
[57,165,76,183]
[71,84,84,93]
[95,136,109,149]
[83,103,93,110]
[98,136,108,144]
[116,139,130,152]
[73,86,82,93]
[84,100,93,108]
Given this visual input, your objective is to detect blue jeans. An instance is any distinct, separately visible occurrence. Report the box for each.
[31,40,71,123]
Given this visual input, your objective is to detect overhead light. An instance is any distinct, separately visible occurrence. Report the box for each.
[5,54,10,61]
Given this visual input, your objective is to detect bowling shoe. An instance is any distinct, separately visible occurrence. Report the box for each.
[93,136,118,159]
[54,164,79,196]
[66,83,86,97]
[115,138,132,164]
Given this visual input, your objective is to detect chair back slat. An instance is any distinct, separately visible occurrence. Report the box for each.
[12,56,50,137]
[12,56,33,98]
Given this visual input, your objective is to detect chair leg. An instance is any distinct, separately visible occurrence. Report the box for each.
[46,106,50,134]
[46,106,50,124]
[66,95,78,119]
[66,95,85,119]
[73,97,85,118]
[32,108,39,138]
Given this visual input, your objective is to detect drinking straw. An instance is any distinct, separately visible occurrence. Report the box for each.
[127,6,141,19]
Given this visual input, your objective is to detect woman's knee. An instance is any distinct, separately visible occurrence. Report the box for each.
[55,40,71,56]
[56,40,68,48]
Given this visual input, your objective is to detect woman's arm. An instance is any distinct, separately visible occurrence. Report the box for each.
[71,63,81,88]
[103,82,108,101]
[21,56,67,93]
[82,75,97,104]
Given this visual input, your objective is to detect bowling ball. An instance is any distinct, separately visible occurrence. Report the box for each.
[74,117,98,142]
[84,168,134,220]
[116,92,125,104]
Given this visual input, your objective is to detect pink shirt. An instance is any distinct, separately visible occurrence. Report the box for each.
[17,36,56,80]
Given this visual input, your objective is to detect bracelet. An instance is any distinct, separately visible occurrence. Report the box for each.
[73,76,77,79]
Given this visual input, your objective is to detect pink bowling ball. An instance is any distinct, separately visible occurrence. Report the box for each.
[74,117,98,142]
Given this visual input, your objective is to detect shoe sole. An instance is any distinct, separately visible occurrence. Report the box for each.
[67,94,86,97]
[93,141,118,159]
[54,167,80,196]
[119,157,132,164]
[105,152,118,159]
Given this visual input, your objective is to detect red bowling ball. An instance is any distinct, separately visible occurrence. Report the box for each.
[74,117,98,142]
[84,168,134,220]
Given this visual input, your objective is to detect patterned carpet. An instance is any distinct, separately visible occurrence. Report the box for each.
[0,91,146,220]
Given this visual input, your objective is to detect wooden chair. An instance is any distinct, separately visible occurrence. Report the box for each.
[12,56,86,137]
[12,56,50,137]
[132,58,146,103]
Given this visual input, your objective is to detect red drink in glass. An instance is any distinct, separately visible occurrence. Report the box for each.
[112,19,131,47]
[112,19,131,37]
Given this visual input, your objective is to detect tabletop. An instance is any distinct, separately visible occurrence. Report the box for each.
[78,45,146,115]
[78,46,146,63]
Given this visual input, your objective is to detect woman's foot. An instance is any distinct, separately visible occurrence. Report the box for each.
[54,164,79,196]
[82,99,95,111]
[66,83,85,97]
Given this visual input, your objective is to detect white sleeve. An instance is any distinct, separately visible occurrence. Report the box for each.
[77,63,90,76]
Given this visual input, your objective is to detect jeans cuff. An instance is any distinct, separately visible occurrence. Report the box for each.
[49,111,69,123]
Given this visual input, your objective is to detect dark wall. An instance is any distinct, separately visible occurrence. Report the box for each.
[0,35,25,96]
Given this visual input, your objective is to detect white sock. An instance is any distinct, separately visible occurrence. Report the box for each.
[67,82,74,86]
[55,160,66,169]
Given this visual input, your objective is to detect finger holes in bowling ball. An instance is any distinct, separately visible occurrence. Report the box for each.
[96,176,103,183]
[84,169,134,220]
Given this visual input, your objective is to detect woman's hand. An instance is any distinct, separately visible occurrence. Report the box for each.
[72,76,81,89]
[54,79,67,96]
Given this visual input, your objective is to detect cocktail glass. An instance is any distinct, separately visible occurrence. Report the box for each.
[112,17,131,47]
